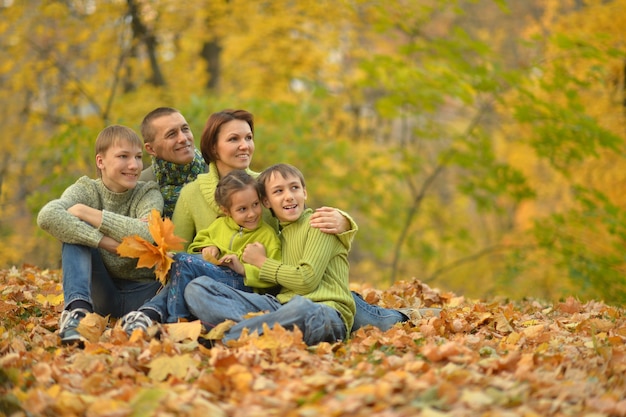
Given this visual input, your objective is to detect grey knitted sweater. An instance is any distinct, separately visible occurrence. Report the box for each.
[37,176,164,282]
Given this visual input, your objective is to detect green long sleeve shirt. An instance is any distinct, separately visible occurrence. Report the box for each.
[258,208,356,333]
[37,176,164,282]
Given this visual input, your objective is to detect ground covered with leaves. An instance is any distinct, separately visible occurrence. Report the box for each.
[1,266,625,417]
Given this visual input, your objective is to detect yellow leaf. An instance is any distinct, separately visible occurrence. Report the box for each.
[147,354,199,382]
[35,293,64,307]
[76,313,108,343]
[206,320,236,340]
[164,321,203,343]
[148,209,186,252]
[117,209,186,284]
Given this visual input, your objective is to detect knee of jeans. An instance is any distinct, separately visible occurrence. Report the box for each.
[183,280,201,305]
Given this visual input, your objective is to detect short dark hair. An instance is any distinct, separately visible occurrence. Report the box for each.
[215,170,258,210]
[256,163,306,201]
[140,107,180,144]
[200,109,254,165]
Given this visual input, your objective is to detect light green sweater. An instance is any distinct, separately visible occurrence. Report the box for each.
[258,208,356,333]
[37,176,164,282]
[187,216,281,289]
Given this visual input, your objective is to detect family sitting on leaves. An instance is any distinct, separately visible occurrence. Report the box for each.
[38,107,440,347]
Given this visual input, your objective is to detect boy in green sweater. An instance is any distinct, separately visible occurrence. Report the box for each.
[37,125,164,344]
[184,163,355,345]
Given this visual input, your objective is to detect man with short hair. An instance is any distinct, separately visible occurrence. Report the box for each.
[139,107,207,217]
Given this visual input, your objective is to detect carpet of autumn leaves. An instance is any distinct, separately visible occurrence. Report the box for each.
[1,266,626,417]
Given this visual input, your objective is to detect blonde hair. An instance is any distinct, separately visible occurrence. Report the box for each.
[95,125,143,177]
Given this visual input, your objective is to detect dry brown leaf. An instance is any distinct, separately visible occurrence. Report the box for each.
[164,320,203,342]
[206,320,237,340]
[76,312,108,343]
[148,354,199,382]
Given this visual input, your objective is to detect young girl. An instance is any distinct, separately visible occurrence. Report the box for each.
[120,170,281,335]
[37,125,164,345]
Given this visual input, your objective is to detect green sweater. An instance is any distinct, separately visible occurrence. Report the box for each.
[37,176,164,282]
[187,216,281,290]
[258,208,356,333]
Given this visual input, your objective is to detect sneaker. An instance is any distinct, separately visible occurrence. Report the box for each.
[120,311,152,336]
[59,308,89,345]
[397,307,442,321]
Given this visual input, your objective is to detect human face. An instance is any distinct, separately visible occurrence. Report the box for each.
[262,173,307,223]
[145,112,196,165]
[96,140,143,193]
[223,185,263,230]
[214,119,254,177]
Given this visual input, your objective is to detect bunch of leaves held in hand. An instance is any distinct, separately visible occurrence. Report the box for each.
[117,209,186,284]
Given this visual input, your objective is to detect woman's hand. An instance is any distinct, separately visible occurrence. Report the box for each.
[310,206,350,234]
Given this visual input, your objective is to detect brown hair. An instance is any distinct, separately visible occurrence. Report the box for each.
[140,107,180,144]
[200,109,254,165]
[95,125,142,177]
[256,163,306,201]
[215,169,259,210]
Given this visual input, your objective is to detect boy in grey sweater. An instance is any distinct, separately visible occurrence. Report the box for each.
[37,125,164,345]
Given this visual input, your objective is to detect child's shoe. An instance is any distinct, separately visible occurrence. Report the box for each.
[120,311,153,336]
[59,308,89,345]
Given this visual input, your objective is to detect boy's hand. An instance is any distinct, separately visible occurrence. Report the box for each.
[242,242,267,268]
[68,203,103,228]
[310,206,349,234]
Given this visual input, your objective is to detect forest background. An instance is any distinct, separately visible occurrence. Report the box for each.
[1,0,625,305]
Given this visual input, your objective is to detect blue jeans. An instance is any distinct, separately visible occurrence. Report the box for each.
[61,243,161,318]
[351,291,407,332]
[140,253,252,323]
[184,278,346,345]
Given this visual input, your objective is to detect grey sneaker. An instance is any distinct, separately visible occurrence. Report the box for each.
[59,308,89,345]
[120,311,152,336]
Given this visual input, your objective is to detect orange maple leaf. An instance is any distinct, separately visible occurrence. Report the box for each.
[117,209,186,284]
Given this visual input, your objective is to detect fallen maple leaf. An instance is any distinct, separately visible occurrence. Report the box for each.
[148,354,199,382]
[76,312,108,343]
[164,320,203,342]
[117,209,186,284]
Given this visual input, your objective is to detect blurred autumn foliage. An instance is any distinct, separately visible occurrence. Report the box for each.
[2,266,626,416]
[1,0,626,303]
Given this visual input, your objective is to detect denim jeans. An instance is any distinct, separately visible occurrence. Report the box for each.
[184,278,346,345]
[61,243,161,318]
[351,291,407,332]
[140,253,251,323]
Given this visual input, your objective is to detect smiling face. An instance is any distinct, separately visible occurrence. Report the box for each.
[222,185,263,230]
[262,172,307,223]
[96,139,143,193]
[213,119,255,177]
[144,112,196,165]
